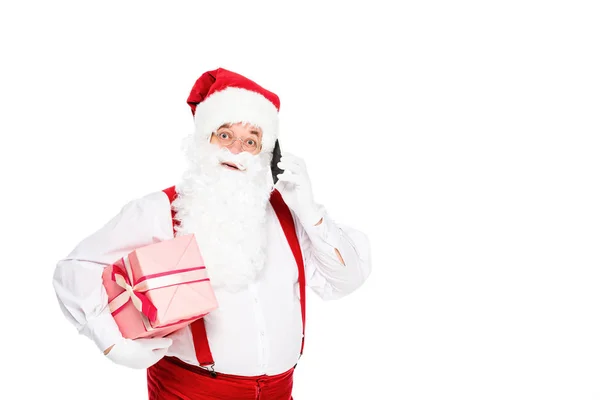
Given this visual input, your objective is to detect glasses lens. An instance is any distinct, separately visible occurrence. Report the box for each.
[216,132,234,146]
[244,139,258,151]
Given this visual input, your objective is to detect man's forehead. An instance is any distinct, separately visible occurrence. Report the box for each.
[218,122,262,136]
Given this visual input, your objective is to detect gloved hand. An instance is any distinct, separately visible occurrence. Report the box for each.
[275,152,323,226]
[105,337,173,369]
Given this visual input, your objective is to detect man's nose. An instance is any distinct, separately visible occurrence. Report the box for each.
[228,140,243,154]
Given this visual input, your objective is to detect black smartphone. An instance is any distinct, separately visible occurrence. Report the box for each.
[271,139,284,184]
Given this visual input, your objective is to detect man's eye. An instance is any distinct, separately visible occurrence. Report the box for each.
[246,139,256,146]
[219,132,230,139]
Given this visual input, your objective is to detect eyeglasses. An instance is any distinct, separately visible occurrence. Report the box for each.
[212,130,261,152]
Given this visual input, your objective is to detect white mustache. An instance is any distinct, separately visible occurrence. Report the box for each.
[216,149,254,171]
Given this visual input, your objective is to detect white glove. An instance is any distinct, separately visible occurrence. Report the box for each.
[275,152,323,226]
[105,337,173,369]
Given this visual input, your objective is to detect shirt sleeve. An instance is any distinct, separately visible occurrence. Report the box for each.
[294,204,372,301]
[52,191,174,353]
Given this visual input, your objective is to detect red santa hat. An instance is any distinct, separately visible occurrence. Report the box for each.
[187,68,281,153]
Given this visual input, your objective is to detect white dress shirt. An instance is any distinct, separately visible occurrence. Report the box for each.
[53,189,371,376]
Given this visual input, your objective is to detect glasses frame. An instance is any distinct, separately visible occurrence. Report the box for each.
[211,130,262,152]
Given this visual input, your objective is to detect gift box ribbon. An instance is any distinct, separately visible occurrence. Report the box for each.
[108,255,208,326]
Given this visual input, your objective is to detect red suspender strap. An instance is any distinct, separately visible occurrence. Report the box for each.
[162,186,215,368]
[163,185,178,227]
[161,186,307,368]
[269,189,307,356]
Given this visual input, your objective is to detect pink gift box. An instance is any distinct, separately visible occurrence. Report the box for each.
[102,234,218,339]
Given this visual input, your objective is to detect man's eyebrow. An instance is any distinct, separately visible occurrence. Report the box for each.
[217,124,260,136]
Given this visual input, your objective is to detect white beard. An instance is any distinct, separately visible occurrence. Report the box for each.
[172,134,274,292]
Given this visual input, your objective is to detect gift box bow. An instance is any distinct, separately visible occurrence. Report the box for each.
[108,255,209,325]
[111,264,159,322]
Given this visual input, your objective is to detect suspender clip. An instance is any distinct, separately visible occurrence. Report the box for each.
[202,363,217,378]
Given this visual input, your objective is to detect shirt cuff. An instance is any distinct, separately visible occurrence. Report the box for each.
[80,307,123,354]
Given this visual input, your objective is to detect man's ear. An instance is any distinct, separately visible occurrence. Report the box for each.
[271,140,283,184]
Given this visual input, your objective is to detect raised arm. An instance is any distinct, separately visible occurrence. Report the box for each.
[275,152,371,300]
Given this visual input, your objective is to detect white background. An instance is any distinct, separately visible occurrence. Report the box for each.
[1,1,599,399]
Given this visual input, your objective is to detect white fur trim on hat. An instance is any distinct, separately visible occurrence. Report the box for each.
[193,87,279,153]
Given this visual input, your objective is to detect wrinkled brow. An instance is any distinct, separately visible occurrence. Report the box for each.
[217,123,261,136]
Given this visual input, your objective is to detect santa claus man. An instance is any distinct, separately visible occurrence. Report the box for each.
[53,68,371,399]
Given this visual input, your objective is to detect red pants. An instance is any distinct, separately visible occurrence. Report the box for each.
[147,357,294,400]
